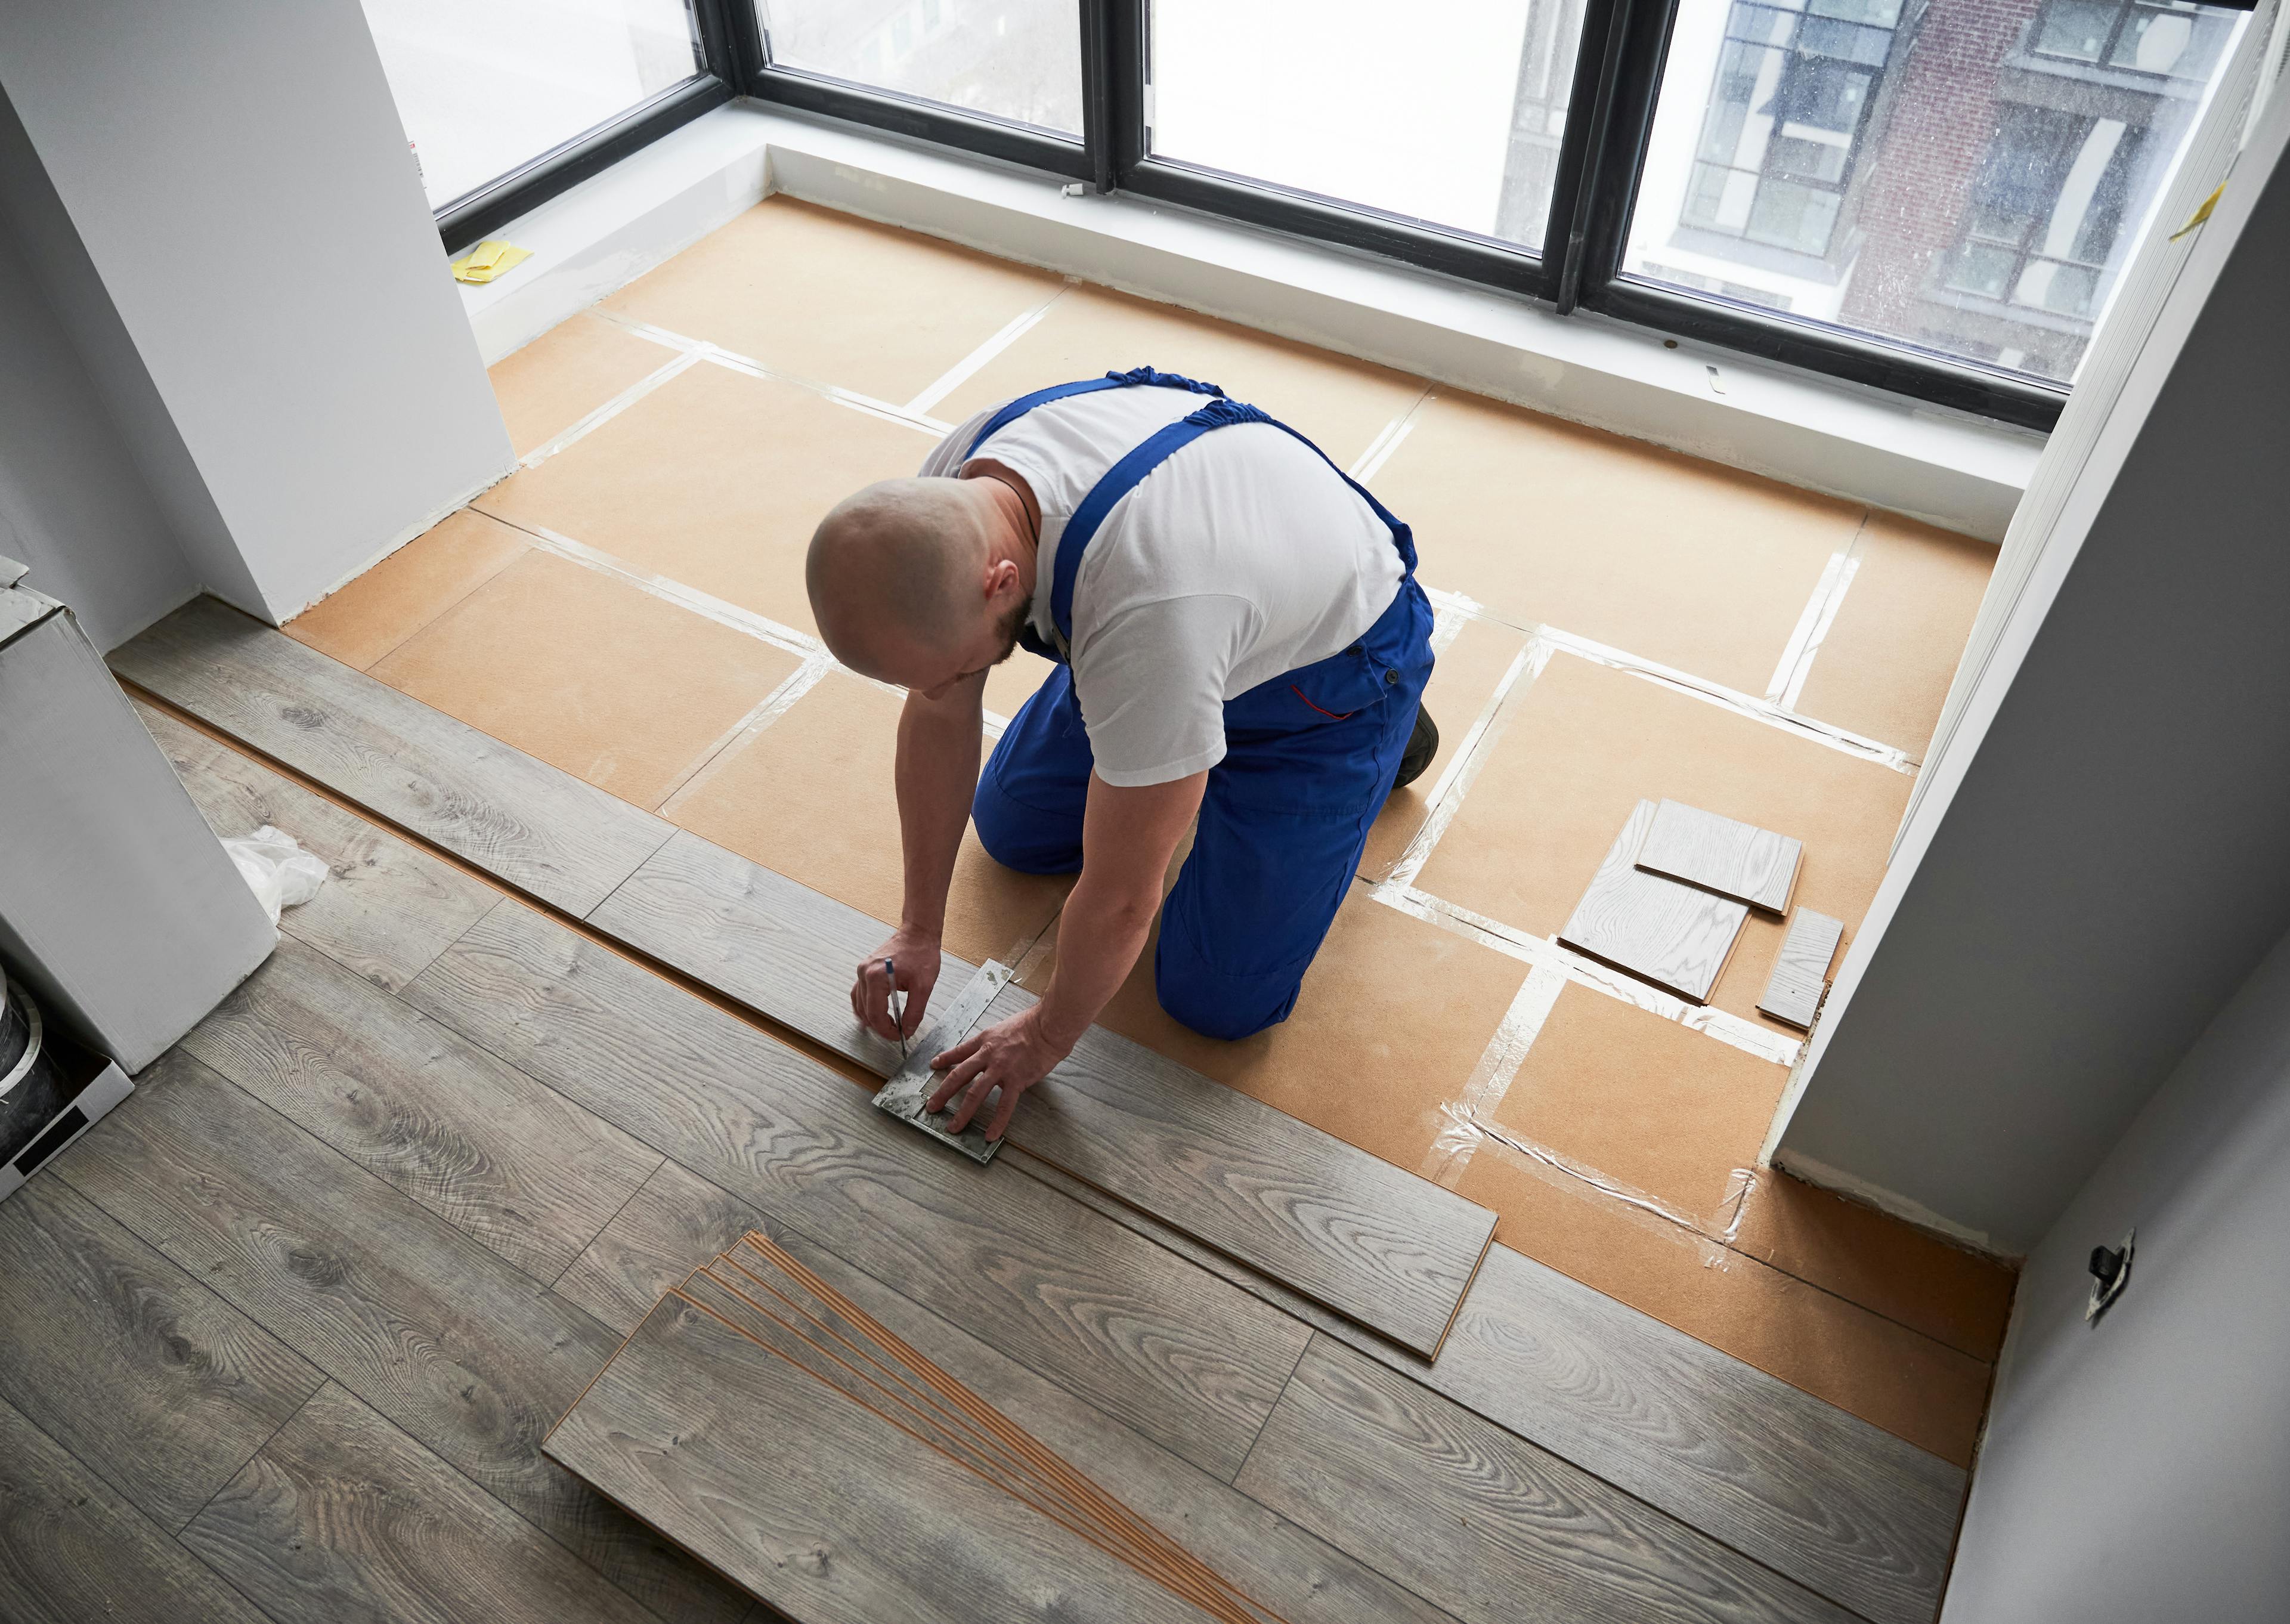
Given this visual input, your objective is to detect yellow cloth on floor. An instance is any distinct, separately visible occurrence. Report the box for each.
[449,240,532,284]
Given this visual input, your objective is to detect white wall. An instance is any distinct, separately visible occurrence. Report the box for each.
[0,0,513,626]
[1772,88,2290,1254]
[1940,921,2290,1622]
[0,105,195,651]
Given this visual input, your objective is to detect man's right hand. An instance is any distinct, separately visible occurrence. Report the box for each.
[852,928,943,1047]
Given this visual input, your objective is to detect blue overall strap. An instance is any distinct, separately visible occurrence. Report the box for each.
[963,366,1227,459]
[1050,397,1416,643]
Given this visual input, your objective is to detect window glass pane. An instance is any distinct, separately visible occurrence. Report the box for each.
[1149,0,1590,252]
[757,0,1082,136]
[363,0,701,210]
[1623,0,2247,385]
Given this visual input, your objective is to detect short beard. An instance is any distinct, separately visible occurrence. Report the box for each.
[988,593,1030,666]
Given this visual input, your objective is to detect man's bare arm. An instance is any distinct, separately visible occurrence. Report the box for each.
[852,673,985,1042]
[931,768,1206,1139]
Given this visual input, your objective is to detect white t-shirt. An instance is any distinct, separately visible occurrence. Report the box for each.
[919,386,1404,787]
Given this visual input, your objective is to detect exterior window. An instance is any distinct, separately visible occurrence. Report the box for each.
[2030,0,2235,80]
[757,0,1083,136]
[1945,104,2146,318]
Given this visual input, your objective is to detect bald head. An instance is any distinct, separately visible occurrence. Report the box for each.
[807,478,988,672]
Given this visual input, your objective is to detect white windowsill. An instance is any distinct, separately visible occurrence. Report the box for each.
[458,101,2043,540]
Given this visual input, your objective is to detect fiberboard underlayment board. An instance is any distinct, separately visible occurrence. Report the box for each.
[1634,797,1803,914]
[1560,799,1750,1004]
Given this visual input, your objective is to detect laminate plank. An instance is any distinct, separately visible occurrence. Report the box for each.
[1559,799,1749,1004]
[401,902,1312,1483]
[110,596,671,915]
[1234,1337,1859,1624]
[1636,797,1803,914]
[1759,910,1845,1031]
[136,698,498,992]
[559,1162,1460,1624]
[589,827,964,1075]
[184,1381,660,1624]
[0,1177,323,1532]
[1009,1150,1961,1624]
[0,1395,269,1624]
[182,933,661,1280]
[982,980,1495,1357]
[58,1053,750,1624]
[549,1292,1215,1624]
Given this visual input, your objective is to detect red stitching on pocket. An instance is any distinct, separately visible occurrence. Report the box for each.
[1290,683,1355,720]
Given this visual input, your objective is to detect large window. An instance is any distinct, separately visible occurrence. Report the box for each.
[756,0,1083,135]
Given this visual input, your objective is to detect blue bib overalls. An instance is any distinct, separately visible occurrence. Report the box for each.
[967,368,1435,1041]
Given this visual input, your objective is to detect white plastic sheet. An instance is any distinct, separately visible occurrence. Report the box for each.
[222,825,328,927]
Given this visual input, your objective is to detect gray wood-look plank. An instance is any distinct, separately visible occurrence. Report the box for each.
[559,1159,1462,1624]
[57,1052,750,1624]
[589,827,963,1075]
[184,1381,660,1624]
[983,980,1495,1357]
[1236,1337,1859,1624]
[110,597,671,915]
[550,1293,1215,1624]
[1560,799,1749,1004]
[401,902,1312,1483]
[1009,1149,1961,1624]
[0,1177,323,1533]
[0,1395,270,1624]
[1759,910,1845,1031]
[1636,797,1803,914]
[181,932,662,1280]
[136,698,499,992]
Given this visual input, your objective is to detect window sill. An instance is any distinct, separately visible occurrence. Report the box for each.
[460,101,2042,540]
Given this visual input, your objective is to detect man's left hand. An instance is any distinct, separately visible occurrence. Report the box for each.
[926,1006,1072,1142]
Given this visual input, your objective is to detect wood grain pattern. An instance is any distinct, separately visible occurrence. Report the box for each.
[983,980,1495,1357]
[1759,910,1845,1031]
[0,1395,268,1624]
[183,1382,660,1624]
[182,933,661,1279]
[136,699,498,992]
[553,1158,775,1336]
[402,903,1311,1482]
[58,1052,750,1624]
[110,597,671,915]
[1560,799,1749,1004]
[549,1293,1214,1624]
[1636,797,1803,914]
[1010,1150,1961,1624]
[589,827,965,1075]
[0,1178,323,1532]
[1236,1337,1859,1624]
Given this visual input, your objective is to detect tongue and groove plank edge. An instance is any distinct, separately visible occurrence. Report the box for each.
[126,599,1495,1360]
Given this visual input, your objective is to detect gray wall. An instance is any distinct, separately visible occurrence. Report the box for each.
[1777,106,2290,1254]
[0,0,513,626]
[1941,920,2290,1622]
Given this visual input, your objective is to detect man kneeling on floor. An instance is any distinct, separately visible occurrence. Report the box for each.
[806,367,1437,1142]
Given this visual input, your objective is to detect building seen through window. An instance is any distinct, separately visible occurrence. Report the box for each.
[1627,0,2246,384]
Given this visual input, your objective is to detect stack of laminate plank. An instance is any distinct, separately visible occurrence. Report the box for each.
[547,1232,1285,1624]
[1560,797,1842,1022]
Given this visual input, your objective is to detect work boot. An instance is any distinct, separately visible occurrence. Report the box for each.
[1392,704,1438,791]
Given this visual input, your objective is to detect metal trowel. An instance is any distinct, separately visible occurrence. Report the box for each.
[870,960,1011,1165]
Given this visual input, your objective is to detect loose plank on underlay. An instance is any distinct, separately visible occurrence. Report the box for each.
[1636,798,1803,915]
[555,1164,1458,1624]
[589,827,964,1075]
[0,1178,322,1532]
[1561,799,1748,1005]
[551,1294,1214,1624]
[110,597,671,916]
[1236,1338,1858,1624]
[184,1382,659,1624]
[983,980,1494,1358]
[58,1053,750,1624]
[403,902,1310,1483]
[1008,1150,1960,1624]
[135,699,497,992]
[182,933,661,1281]
[0,1396,268,1624]
[1759,909,1845,1031]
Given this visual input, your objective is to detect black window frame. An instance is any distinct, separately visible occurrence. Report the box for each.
[429,0,2263,431]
